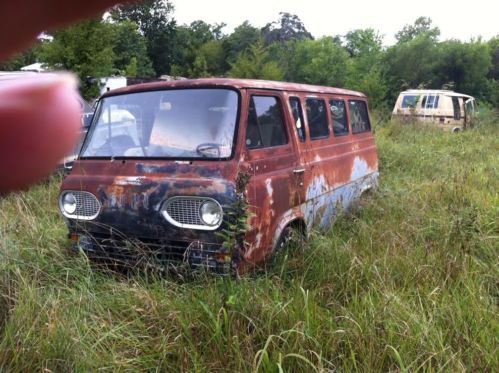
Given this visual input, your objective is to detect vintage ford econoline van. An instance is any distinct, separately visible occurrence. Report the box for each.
[59,79,378,272]
[392,89,477,132]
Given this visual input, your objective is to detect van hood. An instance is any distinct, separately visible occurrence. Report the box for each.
[61,160,238,240]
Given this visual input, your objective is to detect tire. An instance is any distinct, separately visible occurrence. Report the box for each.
[273,224,305,257]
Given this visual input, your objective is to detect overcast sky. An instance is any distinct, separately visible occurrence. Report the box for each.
[172,0,498,45]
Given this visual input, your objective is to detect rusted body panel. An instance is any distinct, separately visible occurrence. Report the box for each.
[60,79,378,272]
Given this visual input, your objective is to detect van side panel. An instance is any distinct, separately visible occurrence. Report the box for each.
[238,91,378,268]
[300,95,378,231]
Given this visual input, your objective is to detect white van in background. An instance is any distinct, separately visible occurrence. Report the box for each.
[392,89,477,132]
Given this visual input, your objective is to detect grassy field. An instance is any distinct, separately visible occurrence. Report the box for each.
[0,114,497,372]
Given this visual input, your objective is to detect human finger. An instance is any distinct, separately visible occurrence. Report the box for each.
[0,0,134,60]
[0,73,81,193]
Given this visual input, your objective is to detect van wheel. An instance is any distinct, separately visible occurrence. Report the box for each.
[452,127,460,133]
[273,224,306,258]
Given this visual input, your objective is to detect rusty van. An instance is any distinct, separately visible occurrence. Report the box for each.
[59,79,378,273]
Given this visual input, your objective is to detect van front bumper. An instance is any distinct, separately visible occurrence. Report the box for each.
[69,231,232,273]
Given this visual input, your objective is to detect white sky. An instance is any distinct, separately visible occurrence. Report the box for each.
[172,0,498,45]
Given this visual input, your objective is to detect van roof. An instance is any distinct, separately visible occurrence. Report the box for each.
[400,89,474,99]
[101,78,366,99]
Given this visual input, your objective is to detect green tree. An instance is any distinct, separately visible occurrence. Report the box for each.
[384,33,439,100]
[261,12,313,45]
[223,21,261,63]
[435,39,491,98]
[486,36,499,107]
[395,16,440,44]
[112,20,154,77]
[170,21,227,77]
[488,36,499,80]
[229,40,283,80]
[344,28,383,59]
[344,29,387,107]
[189,55,209,78]
[111,0,176,76]
[267,39,299,81]
[39,19,116,98]
[125,56,138,77]
[198,40,226,76]
[289,37,350,87]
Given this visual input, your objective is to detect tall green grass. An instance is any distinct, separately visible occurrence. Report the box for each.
[0,117,497,371]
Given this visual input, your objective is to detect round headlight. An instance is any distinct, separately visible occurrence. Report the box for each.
[199,200,222,227]
[62,193,77,214]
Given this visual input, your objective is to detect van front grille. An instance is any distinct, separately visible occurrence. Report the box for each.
[74,192,101,218]
[165,198,204,226]
[160,197,222,230]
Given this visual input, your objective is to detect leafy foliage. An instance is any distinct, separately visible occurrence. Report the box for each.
[111,0,176,76]
[223,21,261,63]
[261,12,313,44]
[38,19,116,98]
[290,37,350,87]
[395,16,440,43]
[13,12,499,108]
[435,40,491,97]
[112,20,155,77]
[229,40,284,80]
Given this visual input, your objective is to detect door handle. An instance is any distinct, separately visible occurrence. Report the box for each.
[293,168,305,174]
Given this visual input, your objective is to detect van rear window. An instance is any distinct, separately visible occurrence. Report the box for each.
[306,98,329,140]
[401,95,419,108]
[349,100,371,134]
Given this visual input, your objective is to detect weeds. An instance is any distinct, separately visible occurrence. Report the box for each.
[0,121,497,371]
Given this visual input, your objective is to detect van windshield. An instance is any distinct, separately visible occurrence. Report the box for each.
[80,88,239,159]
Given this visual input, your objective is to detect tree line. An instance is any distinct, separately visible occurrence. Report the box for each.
[2,0,498,108]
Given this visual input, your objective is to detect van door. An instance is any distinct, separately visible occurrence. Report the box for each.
[464,98,475,128]
[242,91,302,262]
[452,96,461,120]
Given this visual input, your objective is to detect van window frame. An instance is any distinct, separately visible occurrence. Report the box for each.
[421,95,440,109]
[289,96,306,142]
[401,95,420,109]
[305,97,330,141]
[245,94,290,151]
[348,99,371,135]
[79,86,242,162]
[329,98,350,137]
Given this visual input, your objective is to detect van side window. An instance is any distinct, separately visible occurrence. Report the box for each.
[246,96,288,149]
[421,95,440,108]
[349,100,371,134]
[329,99,349,136]
[306,98,329,139]
[401,95,419,108]
[289,97,305,142]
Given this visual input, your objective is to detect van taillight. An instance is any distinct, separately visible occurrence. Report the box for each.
[439,117,445,123]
